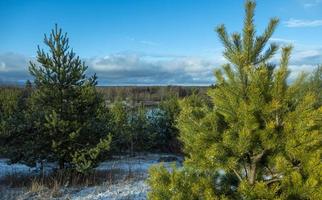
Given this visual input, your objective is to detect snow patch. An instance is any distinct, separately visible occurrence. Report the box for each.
[72,180,148,200]
[71,154,181,200]
[96,154,181,173]
[0,159,35,178]
[0,159,55,178]
[0,154,182,199]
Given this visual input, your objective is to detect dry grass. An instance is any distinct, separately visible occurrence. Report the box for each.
[29,178,45,193]
[49,179,61,198]
[0,167,147,199]
[0,168,136,190]
[0,169,129,199]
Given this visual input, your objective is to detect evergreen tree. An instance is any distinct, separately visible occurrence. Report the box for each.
[0,87,21,139]
[129,104,153,152]
[29,25,111,173]
[0,82,42,165]
[110,101,131,153]
[110,101,154,154]
[0,87,22,155]
[150,96,181,152]
[307,65,322,105]
[148,1,322,199]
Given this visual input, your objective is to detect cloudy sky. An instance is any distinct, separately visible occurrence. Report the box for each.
[1,0,322,85]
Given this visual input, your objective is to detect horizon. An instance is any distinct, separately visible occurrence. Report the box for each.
[1,0,322,85]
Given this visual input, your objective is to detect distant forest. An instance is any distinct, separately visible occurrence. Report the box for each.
[1,85,210,106]
[97,85,209,104]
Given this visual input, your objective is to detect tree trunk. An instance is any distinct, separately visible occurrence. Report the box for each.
[248,150,266,185]
[248,162,257,185]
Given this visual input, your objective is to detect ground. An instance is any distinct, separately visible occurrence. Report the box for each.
[0,153,182,200]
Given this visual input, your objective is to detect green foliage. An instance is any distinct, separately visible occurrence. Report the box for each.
[110,102,155,154]
[72,135,112,173]
[5,25,113,172]
[153,96,181,152]
[148,1,322,199]
[129,104,154,152]
[110,97,181,154]
[0,87,21,138]
[110,101,132,153]
[148,165,222,200]
[0,83,42,164]
[307,65,322,105]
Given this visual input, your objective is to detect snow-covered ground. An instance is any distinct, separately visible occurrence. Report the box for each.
[71,180,148,200]
[97,154,181,173]
[71,154,181,200]
[0,159,35,178]
[0,154,182,200]
[0,158,56,178]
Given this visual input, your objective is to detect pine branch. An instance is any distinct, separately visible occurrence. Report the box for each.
[232,168,243,182]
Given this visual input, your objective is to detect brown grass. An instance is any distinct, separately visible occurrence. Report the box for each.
[29,178,45,193]
[0,168,129,190]
[0,168,148,199]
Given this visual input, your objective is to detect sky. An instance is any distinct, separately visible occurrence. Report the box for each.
[0,0,322,85]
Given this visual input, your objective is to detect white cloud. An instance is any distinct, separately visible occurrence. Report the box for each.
[284,19,322,28]
[303,0,321,8]
[87,53,218,85]
[0,48,320,85]
[0,53,32,84]
[269,38,295,44]
[289,64,316,81]
[291,49,322,64]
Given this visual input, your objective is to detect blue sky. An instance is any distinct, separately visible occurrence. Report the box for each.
[0,0,322,85]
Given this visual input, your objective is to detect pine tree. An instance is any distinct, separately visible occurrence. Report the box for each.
[129,104,153,152]
[307,65,322,105]
[148,1,322,199]
[0,87,22,155]
[29,25,111,173]
[110,101,132,153]
[150,96,181,152]
[0,87,21,138]
[0,82,41,165]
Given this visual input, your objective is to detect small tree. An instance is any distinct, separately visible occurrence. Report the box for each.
[148,1,321,199]
[110,101,131,153]
[129,104,153,152]
[0,87,21,139]
[29,25,111,173]
[149,96,181,152]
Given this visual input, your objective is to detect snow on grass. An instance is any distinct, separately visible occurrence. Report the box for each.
[0,159,55,178]
[96,153,181,173]
[72,180,148,200]
[71,153,182,200]
[0,159,35,178]
[0,154,182,199]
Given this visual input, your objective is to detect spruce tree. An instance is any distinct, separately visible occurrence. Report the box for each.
[148,1,321,199]
[29,25,111,173]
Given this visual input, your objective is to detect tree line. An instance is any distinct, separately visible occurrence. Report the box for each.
[97,85,207,104]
